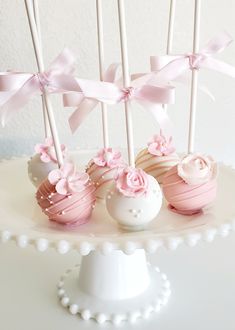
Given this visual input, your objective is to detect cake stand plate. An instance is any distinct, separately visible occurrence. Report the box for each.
[0,155,235,324]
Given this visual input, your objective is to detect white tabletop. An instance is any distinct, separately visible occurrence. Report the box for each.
[1,234,235,330]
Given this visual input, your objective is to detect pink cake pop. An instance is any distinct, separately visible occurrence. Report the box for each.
[135,131,179,184]
[162,154,217,215]
[36,162,96,225]
[86,148,126,200]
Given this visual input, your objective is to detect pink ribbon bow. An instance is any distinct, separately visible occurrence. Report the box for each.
[0,48,79,126]
[149,32,235,85]
[63,63,175,134]
[63,63,121,133]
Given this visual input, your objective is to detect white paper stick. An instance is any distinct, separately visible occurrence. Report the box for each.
[96,0,109,149]
[117,0,135,167]
[24,0,64,167]
[164,0,176,112]
[32,0,50,139]
[166,0,176,55]
[188,0,201,154]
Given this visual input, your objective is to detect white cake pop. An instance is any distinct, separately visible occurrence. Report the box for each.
[86,148,126,201]
[28,138,67,188]
[106,167,162,231]
[135,130,179,184]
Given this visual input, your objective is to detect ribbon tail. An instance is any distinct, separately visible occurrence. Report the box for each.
[150,55,179,71]
[200,31,233,55]
[138,100,173,136]
[201,57,235,78]
[175,74,215,101]
[149,57,189,85]
[47,48,76,75]
[63,92,84,107]
[0,77,39,126]
[198,84,215,101]
[68,99,98,134]
[103,63,121,83]
[77,79,122,104]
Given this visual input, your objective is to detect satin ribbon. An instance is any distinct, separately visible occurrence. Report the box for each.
[0,48,79,126]
[63,63,175,134]
[149,32,235,86]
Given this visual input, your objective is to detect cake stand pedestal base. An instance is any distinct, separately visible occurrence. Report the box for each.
[57,250,171,324]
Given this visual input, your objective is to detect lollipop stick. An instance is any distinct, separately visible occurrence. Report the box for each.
[188,0,201,154]
[32,0,50,139]
[24,0,63,167]
[96,0,109,149]
[117,0,135,167]
[166,0,176,55]
[164,0,176,112]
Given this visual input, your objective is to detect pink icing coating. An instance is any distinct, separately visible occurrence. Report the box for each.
[162,165,217,215]
[115,167,149,198]
[147,130,175,156]
[35,137,66,163]
[93,148,124,168]
[36,179,96,225]
[48,162,89,195]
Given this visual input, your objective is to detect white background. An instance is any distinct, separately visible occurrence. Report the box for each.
[0,0,235,163]
[1,2,235,329]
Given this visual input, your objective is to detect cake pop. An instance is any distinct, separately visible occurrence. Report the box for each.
[106,167,162,231]
[36,162,96,225]
[135,130,179,184]
[86,148,126,200]
[28,138,67,188]
[162,154,217,215]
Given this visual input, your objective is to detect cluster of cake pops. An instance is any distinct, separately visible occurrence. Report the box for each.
[3,0,235,232]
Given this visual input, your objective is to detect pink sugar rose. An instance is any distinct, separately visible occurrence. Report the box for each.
[48,162,89,195]
[115,167,149,198]
[147,130,175,156]
[93,148,124,168]
[35,137,66,163]
[177,154,217,186]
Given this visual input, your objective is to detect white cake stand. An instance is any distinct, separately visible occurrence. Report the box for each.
[0,154,235,325]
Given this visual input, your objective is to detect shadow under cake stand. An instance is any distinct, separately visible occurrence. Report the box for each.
[0,155,234,325]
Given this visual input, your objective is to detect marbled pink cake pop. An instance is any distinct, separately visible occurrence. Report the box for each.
[162,154,217,215]
[86,148,126,200]
[36,162,95,225]
[135,131,179,184]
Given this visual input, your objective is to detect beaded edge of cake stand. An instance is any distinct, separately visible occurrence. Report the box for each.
[57,264,171,325]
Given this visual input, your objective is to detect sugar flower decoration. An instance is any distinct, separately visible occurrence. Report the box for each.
[115,167,149,198]
[93,148,124,168]
[35,137,66,163]
[147,130,175,156]
[177,154,217,186]
[48,162,89,195]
